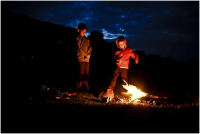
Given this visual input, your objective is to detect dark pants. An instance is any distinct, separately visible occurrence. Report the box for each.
[76,62,90,89]
[108,67,128,90]
[77,62,89,81]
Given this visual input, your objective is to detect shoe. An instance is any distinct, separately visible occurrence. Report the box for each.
[76,81,83,91]
[83,81,90,91]
[100,97,112,103]
[102,89,114,100]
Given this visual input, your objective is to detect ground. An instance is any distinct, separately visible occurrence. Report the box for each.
[2,88,199,133]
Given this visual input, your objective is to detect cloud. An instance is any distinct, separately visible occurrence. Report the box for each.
[101,29,135,41]
[101,29,127,40]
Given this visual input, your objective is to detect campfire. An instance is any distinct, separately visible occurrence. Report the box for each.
[121,80,147,101]
[119,80,168,105]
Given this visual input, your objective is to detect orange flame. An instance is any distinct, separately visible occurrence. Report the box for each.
[122,80,147,101]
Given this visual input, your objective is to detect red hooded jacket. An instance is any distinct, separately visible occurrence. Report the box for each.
[114,37,136,69]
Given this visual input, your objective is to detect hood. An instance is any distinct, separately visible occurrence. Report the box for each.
[116,37,127,49]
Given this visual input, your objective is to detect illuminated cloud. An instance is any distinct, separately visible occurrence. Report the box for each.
[101,29,134,40]
[101,29,127,40]
[119,28,125,31]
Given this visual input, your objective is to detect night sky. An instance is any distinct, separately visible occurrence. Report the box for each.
[1,1,199,62]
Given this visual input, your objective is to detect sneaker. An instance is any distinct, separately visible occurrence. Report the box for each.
[76,81,83,90]
[102,89,114,100]
[100,97,112,103]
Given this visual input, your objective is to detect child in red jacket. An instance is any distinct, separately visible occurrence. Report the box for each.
[99,36,139,100]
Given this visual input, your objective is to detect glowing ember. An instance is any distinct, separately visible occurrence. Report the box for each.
[122,80,147,101]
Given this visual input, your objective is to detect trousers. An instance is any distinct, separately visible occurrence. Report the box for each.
[108,66,128,90]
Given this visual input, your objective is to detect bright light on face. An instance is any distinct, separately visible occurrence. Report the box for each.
[118,41,126,49]
[78,29,87,37]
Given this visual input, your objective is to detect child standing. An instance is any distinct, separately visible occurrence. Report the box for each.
[76,23,92,91]
[99,36,139,100]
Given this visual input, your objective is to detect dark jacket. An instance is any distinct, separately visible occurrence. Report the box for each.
[76,35,92,62]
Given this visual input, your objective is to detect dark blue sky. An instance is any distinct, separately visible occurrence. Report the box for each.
[1,1,199,62]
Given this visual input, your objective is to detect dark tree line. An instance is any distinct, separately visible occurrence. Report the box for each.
[2,11,198,105]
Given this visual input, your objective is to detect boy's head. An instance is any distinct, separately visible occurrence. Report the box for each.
[116,36,127,49]
[77,23,87,37]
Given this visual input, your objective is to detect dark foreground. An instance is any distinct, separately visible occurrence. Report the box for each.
[2,92,199,133]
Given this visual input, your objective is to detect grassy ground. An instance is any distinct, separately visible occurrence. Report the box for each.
[2,89,199,133]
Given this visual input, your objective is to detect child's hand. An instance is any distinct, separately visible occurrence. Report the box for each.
[116,59,121,66]
[87,55,91,59]
[135,54,139,64]
[84,55,91,60]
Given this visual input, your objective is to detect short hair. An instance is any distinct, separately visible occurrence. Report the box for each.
[117,36,125,40]
[78,23,87,30]
[118,39,124,42]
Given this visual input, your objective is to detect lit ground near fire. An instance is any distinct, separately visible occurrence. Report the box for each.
[5,90,199,133]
